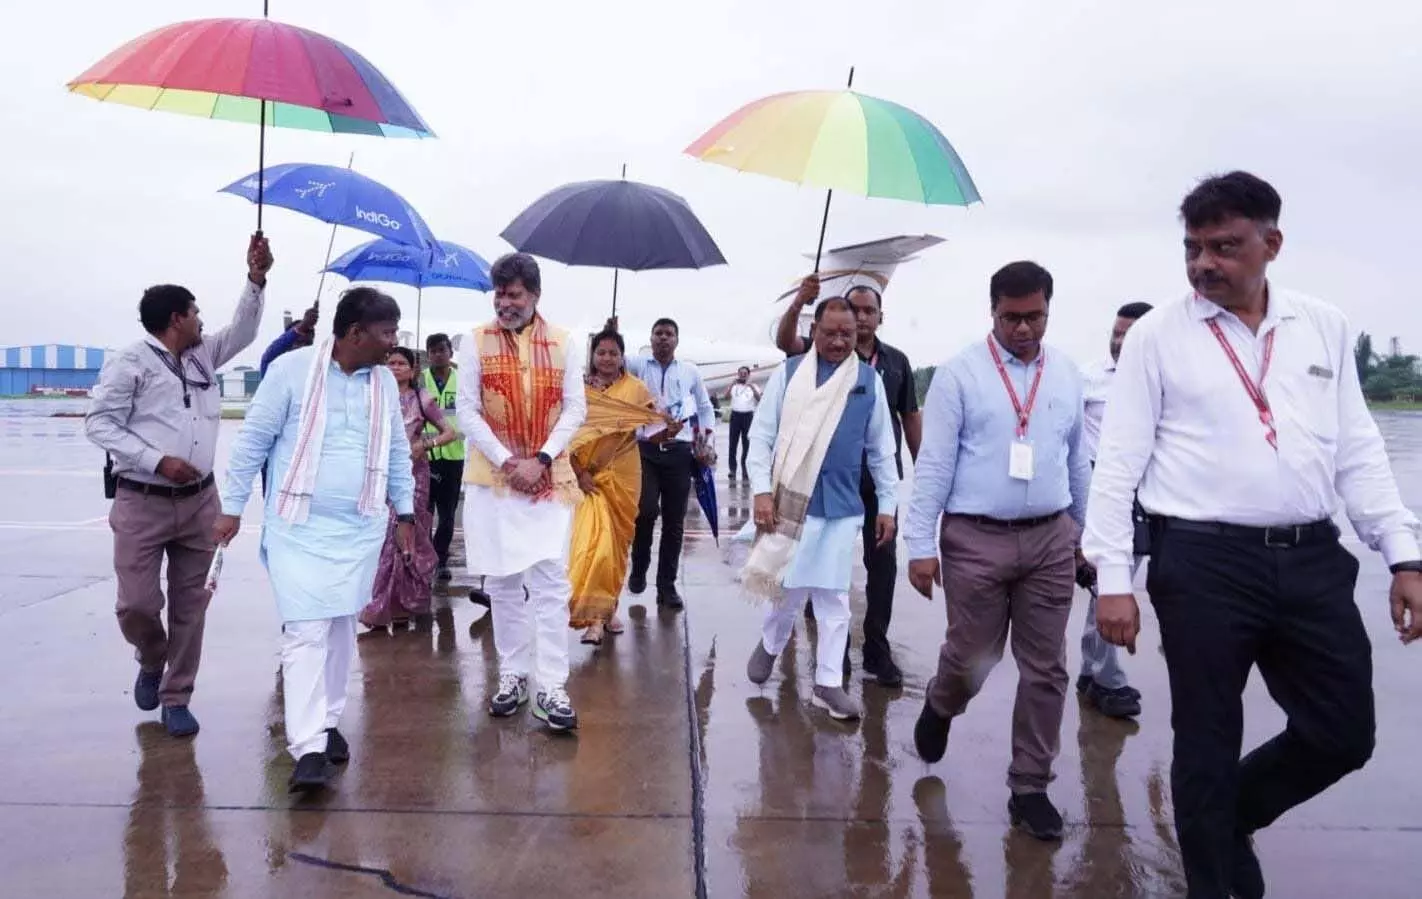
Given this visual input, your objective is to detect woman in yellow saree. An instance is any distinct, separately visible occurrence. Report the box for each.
[568,330,675,644]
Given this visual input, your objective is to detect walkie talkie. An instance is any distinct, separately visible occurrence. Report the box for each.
[103,452,117,499]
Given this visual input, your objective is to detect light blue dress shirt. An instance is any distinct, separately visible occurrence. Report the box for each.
[625,354,716,442]
[222,346,415,621]
[745,359,899,591]
[904,336,1090,561]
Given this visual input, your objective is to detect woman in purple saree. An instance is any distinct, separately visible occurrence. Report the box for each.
[360,347,458,630]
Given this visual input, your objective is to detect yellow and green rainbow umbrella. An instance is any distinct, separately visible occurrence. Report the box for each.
[685,76,980,267]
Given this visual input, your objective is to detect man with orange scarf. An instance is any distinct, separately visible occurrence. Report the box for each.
[455,253,587,731]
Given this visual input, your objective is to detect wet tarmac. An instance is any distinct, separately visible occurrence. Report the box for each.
[2,408,1421,898]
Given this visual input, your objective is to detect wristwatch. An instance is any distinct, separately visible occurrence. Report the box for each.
[535,451,553,468]
[396,513,416,525]
[1389,560,1422,575]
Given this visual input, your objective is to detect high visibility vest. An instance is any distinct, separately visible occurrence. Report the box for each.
[422,367,465,461]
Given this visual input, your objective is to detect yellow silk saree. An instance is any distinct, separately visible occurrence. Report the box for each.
[568,373,666,627]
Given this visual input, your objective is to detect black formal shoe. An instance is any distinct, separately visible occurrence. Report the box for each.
[1075,674,1093,695]
[161,705,200,738]
[325,728,350,765]
[656,585,684,609]
[436,566,452,583]
[913,693,950,763]
[134,668,162,712]
[289,752,336,793]
[842,646,852,683]
[1232,831,1265,899]
[1008,792,1064,841]
[628,572,647,595]
[1083,681,1142,719]
[468,588,491,608]
[863,658,904,688]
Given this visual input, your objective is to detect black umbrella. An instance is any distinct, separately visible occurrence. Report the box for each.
[499,167,727,314]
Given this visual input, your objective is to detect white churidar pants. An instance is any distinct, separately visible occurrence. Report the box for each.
[485,559,571,690]
[760,588,850,688]
[280,615,355,760]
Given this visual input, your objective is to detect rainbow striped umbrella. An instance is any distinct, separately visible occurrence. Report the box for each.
[67,16,433,229]
[685,71,979,267]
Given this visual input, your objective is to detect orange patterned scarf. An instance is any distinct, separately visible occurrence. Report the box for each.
[463,315,580,504]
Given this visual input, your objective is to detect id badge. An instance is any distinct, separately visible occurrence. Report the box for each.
[1009,440,1035,481]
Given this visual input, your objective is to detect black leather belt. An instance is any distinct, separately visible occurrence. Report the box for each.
[117,473,215,498]
[639,440,692,453]
[955,511,1062,530]
[1155,516,1338,549]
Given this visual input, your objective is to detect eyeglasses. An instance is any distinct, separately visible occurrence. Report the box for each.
[995,311,1048,327]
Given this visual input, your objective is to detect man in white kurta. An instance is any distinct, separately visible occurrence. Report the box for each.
[742,299,898,721]
[216,288,414,792]
[455,253,587,731]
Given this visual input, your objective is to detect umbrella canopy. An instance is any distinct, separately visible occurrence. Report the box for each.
[691,459,720,545]
[325,238,492,292]
[66,18,434,138]
[684,89,979,206]
[500,179,727,271]
[220,163,436,248]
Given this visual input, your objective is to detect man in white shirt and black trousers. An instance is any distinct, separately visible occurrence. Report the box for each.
[1084,171,1422,899]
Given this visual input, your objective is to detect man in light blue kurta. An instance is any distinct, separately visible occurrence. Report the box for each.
[742,299,898,721]
[216,288,414,792]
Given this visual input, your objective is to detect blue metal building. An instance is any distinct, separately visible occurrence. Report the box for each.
[0,345,114,395]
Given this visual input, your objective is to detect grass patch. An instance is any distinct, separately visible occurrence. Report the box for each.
[221,408,247,420]
[1368,400,1422,411]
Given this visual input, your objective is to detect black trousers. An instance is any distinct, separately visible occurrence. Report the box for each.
[859,472,897,669]
[1147,520,1375,899]
[427,459,464,566]
[631,441,694,587]
[727,411,753,474]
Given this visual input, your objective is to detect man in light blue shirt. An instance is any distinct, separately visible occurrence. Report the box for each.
[902,261,1090,842]
[618,317,716,608]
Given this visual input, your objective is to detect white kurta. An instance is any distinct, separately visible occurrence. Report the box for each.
[454,325,588,577]
[221,348,415,621]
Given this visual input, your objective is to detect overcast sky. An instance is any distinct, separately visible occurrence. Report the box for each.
[6,0,1421,370]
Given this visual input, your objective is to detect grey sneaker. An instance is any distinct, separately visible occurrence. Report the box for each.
[533,687,578,731]
[489,674,528,717]
[747,642,776,685]
[811,685,862,720]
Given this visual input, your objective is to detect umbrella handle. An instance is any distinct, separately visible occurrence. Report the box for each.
[255,98,267,233]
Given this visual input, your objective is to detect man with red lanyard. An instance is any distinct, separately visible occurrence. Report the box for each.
[1084,171,1422,899]
[902,260,1091,842]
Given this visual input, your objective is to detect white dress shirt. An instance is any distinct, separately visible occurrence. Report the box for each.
[729,383,758,414]
[1083,287,1422,596]
[1080,355,1115,463]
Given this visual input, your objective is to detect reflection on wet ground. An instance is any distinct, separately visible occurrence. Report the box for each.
[2,410,1420,897]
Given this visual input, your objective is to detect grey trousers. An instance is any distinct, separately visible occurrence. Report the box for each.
[1079,557,1144,691]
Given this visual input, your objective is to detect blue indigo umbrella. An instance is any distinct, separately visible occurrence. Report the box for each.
[220,162,436,249]
[692,458,720,545]
[325,238,492,344]
[499,167,727,314]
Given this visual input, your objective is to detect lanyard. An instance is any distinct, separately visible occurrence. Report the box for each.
[1206,318,1278,449]
[148,345,210,409]
[986,337,1045,439]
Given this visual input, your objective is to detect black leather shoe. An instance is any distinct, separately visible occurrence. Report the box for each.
[863,658,904,688]
[1083,681,1142,719]
[289,752,336,793]
[913,693,950,763]
[628,572,647,595]
[468,588,491,608]
[134,668,162,712]
[161,705,200,738]
[1232,831,1265,899]
[325,728,350,765]
[1008,792,1064,841]
[656,585,684,609]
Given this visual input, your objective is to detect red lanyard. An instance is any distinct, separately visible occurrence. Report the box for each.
[1206,318,1277,449]
[986,337,1045,439]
